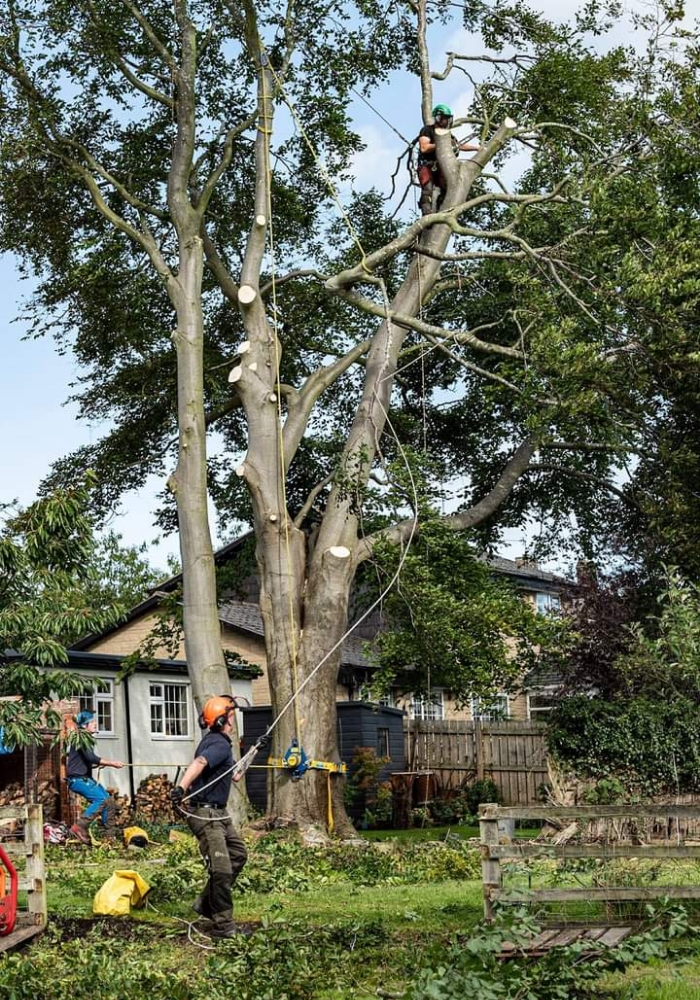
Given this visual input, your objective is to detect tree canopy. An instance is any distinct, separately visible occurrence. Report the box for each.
[0,478,124,746]
[1,0,699,834]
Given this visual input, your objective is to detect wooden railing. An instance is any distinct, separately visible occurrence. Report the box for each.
[479,802,700,921]
[0,803,47,947]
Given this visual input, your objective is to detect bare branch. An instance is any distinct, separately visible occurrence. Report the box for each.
[329,287,523,359]
[121,0,175,66]
[201,229,240,304]
[293,473,335,528]
[355,436,539,562]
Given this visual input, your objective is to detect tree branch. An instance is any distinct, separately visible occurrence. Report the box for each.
[355,436,539,563]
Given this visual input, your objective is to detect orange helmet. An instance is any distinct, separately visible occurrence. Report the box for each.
[200,695,236,730]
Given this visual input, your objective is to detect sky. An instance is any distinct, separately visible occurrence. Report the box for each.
[0,1,691,572]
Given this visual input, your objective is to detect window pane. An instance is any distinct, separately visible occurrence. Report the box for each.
[150,703,163,735]
[535,593,561,615]
[97,702,112,732]
[472,695,509,722]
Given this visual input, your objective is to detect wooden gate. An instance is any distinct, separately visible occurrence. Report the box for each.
[0,803,47,951]
[479,802,700,921]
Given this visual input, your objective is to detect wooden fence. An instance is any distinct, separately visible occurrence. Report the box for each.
[405,719,549,806]
[479,802,700,921]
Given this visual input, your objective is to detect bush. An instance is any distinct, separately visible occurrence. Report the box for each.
[465,779,501,816]
[547,695,700,795]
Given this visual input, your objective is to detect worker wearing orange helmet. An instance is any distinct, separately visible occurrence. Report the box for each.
[170,695,247,939]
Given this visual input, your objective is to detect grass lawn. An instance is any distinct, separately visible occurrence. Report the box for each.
[3,829,700,1000]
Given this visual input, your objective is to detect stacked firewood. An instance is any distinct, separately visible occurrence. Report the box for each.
[133,774,177,824]
[0,779,60,818]
[105,787,133,827]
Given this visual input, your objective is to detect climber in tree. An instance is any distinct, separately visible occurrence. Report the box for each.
[417,104,480,215]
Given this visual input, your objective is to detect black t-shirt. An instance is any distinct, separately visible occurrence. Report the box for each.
[190,730,234,806]
[417,124,438,166]
[66,743,101,779]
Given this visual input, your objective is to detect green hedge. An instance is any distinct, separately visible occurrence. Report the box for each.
[547,695,700,795]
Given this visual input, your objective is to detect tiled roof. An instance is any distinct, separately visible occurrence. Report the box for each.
[481,554,566,586]
[218,601,372,668]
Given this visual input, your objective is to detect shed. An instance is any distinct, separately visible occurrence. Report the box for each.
[241,702,406,820]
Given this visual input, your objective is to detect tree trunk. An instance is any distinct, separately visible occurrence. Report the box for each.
[168,240,247,828]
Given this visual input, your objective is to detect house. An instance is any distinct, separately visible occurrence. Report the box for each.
[63,535,567,798]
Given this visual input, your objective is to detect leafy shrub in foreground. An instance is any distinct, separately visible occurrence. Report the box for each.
[409,904,692,1000]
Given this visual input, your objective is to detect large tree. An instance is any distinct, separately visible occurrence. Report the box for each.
[1,0,697,837]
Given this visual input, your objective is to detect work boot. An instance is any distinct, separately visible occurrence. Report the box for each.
[208,924,239,939]
[70,817,91,845]
[209,907,237,938]
[192,893,213,919]
[102,796,118,842]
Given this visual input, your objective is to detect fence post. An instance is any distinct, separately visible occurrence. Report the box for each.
[479,802,501,922]
[474,719,484,781]
[25,803,47,926]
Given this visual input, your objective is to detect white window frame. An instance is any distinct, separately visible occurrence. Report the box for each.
[78,679,115,737]
[527,688,560,718]
[357,684,395,708]
[471,694,510,722]
[149,681,191,739]
[535,592,561,615]
[411,690,445,721]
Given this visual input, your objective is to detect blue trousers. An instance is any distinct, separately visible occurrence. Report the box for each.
[67,777,111,824]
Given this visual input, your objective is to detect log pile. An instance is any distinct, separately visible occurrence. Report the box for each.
[0,779,60,819]
[133,774,177,824]
[105,787,132,827]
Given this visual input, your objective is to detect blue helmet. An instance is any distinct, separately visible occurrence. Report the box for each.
[75,711,95,729]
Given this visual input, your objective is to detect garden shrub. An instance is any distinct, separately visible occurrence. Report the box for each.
[547,695,700,795]
[465,778,501,815]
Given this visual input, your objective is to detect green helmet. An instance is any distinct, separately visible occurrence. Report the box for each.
[432,104,452,118]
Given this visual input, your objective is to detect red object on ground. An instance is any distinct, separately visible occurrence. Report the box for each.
[0,844,18,936]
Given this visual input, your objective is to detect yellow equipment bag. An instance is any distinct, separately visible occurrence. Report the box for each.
[122,826,151,848]
[93,869,150,916]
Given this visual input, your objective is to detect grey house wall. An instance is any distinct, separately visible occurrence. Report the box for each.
[241,703,406,820]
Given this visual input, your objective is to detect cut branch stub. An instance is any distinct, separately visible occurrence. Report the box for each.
[255,214,266,227]
[238,284,257,305]
[328,546,351,559]
[228,365,243,383]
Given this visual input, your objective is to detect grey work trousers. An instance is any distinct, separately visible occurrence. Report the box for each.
[187,806,248,928]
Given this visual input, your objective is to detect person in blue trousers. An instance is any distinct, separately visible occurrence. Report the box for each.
[66,711,124,844]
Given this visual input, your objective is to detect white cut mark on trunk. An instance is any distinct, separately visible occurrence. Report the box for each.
[238,340,251,355]
[504,117,518,128]
[268,393,277,402]
[248,362,258,372]
[228,366,243,382]
[235,464,246,477]
[238,284,257,304]
[255,214,266,227]
[328,546,351,559]
[269,513,278,522]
